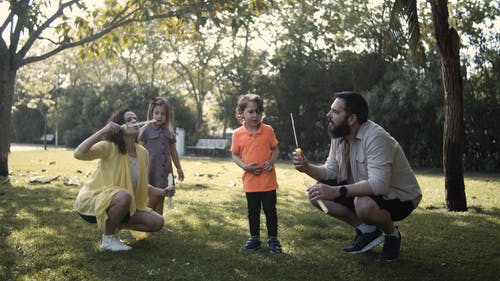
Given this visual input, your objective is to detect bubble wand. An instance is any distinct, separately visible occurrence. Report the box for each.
[120,119,157,130]
[166,173,174,209]
[304,180,329,214]
[291,113,328,214]
[290,113,302,156]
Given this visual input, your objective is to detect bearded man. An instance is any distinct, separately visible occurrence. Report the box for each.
[292,91,422,262]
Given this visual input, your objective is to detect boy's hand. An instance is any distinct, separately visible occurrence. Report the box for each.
[262,160,275,171]
[245,162,263,175]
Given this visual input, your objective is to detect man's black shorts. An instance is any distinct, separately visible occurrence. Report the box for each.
[322,179,415,221]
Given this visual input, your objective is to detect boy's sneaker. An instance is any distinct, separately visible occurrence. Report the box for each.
[342,228,384,254]
[101,234,132,252]
[378,229,401,262]
[243,235,261,250]
[267,236,283,254]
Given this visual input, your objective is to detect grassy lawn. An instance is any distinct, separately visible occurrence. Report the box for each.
[1,150,499,281]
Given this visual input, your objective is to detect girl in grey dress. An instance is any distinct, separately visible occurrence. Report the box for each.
[139,97,184,217]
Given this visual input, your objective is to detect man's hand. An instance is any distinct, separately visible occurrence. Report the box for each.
[307,182,336,201]
[292,151,309,173]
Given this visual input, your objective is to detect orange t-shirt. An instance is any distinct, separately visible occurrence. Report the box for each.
[231,123,279,192]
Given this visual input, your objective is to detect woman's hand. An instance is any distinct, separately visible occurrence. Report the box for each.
[106,122,122,134]
[75,122,121,154]
[164,186,176,197]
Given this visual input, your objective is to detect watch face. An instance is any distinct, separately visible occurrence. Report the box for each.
[340,186,347,197]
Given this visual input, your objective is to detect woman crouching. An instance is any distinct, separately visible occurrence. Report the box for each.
[73,108,167,251]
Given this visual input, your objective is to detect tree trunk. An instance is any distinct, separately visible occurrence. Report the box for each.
[0,50,17,177]
[430,0,467,211]
[222,106,228,138]
[195,99,204,132]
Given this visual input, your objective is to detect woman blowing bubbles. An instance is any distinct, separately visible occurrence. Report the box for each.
[73,109,169,252]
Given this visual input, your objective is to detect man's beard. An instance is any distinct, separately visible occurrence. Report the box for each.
[329,117,350,138]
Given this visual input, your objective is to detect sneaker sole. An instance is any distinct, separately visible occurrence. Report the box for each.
[243,245,262,251]
[345,234,384,254]
[378,255,398,262]
[102,246,132,252]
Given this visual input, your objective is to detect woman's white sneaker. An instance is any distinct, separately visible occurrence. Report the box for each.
[101,234,132,252]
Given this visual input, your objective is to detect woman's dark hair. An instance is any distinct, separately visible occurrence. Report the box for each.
[334,91,369,124]
[106,108,129,154]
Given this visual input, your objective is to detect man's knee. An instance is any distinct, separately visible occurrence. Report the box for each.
[354,196,378,218]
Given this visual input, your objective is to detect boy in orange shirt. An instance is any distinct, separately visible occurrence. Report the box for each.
[231,93,282,254]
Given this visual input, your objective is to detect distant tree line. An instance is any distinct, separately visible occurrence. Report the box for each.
[9,0,499,172]
[11,46,498,172]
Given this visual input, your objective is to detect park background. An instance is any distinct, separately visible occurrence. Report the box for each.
[0,0,499,280]
[3,0,498,172]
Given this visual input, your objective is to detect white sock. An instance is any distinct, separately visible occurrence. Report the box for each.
[357,224,377,234]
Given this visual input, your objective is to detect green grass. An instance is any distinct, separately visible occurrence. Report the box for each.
[1,150,499,281]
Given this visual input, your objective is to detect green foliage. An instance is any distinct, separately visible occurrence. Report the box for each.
[166,92,199,144]
[55,83,195,147]
[388,0,426,65]
[7,0,499,173]
[463,55,500,172]
[1,150,499,280]
[212,43,271,133]
[267,47,388,161]
[267,48,335,160]
[365,56,444,168]
[11,106,44,143]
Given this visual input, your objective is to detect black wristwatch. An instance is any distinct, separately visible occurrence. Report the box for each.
[339,185,348,198]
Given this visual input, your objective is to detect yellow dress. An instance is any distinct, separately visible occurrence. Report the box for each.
[73,141,150,232]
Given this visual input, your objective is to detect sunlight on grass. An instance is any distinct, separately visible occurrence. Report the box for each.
[1,150,499,281]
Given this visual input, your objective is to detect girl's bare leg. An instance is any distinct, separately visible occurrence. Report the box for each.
[148,186,166,215]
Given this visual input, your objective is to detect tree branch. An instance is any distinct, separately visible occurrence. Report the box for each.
[20,19,130,67]
[18,0,80,60]
[172,59,198,100]
[19,1,207,68]
[0,9,14,35]
[9,0,30,54]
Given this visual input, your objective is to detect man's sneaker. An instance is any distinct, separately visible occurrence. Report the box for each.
[342,228,384,254]
[243,235,261,250]
[378,230,401,262]
[101,234,132,252]
[267,236,283,254]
